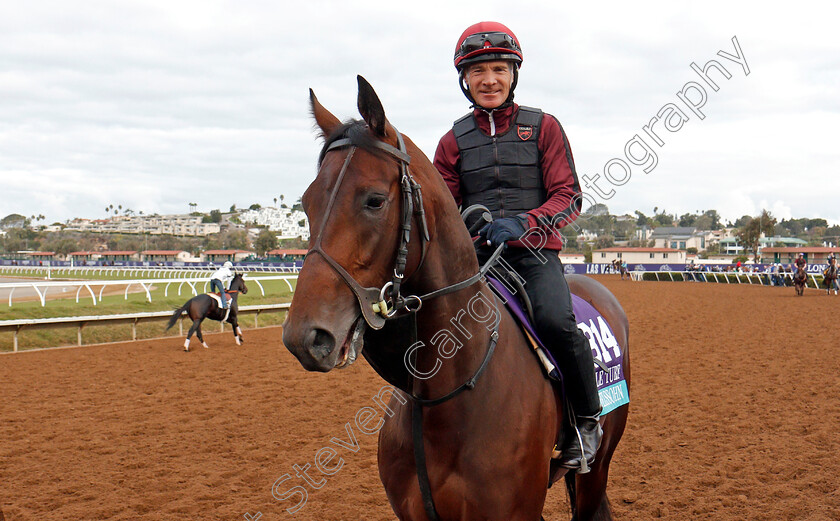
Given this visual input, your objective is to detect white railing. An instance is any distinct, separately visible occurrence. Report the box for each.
[630,270,823,288]
[0,264,300,280]
[0,303,290,352]
[0,274,298,307]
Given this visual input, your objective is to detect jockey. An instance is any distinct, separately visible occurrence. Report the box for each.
[210,261,235,309]
[434,21,602,472]
[795,253,807,271]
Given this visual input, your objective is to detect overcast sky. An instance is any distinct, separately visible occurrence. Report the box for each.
[2,1,839,226]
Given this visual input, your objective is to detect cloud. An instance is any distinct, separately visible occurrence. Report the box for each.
[1,1,839,227]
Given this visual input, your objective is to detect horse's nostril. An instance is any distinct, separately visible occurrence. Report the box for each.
[309,328,335,359]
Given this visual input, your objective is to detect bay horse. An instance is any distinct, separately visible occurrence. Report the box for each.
[282,76,630,521]
[793,266,807,296]
[166,273,248,351]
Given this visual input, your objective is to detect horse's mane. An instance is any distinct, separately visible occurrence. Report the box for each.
[318,119,389,166]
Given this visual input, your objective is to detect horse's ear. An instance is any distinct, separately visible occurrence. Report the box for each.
[357,75,387,137]
[310,88,341,138]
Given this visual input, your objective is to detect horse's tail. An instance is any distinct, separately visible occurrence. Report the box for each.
[166,302,190,331]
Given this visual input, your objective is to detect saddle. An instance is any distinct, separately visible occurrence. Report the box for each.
[206,291,237,307]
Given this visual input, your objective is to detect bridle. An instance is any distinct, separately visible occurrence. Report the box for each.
[304,123,506,521]
[305,125,484,330]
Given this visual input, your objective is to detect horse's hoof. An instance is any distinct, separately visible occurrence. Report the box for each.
[235,338,241,346]
[184,347,190,352]
[203,343,210,349]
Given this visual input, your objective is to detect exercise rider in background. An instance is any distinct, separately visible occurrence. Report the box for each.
[795,253,807,272]
[210,261,235,318]
[433,21,602,472]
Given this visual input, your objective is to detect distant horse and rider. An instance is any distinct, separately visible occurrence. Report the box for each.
[823,256,838,295]
[282,77,630,521]
[793,266,807,296]
[166,271,248,351]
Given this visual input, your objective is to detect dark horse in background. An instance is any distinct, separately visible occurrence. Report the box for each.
[166,273,247,351]
[823,263,838,295]
[282,76,630,520]
[793,266,807,296]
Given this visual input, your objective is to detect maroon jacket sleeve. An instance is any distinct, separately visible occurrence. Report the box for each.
[433,129,462,206]
[520,114,582,232]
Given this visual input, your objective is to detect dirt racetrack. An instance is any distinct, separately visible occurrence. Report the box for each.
[1,277,839,520]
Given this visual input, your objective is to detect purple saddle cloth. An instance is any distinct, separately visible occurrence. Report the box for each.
[486,276,630,415]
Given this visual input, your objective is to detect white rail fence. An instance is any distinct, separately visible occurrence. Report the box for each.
[0,264,300,279]
[630,270,824,288]
[0,275,298,307]
[0,303,290,352]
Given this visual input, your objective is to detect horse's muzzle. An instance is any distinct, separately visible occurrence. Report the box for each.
[282,324,337,372]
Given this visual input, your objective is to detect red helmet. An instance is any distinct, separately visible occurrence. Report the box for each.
[454,21,523,71]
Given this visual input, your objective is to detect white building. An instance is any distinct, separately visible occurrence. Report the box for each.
[238,207,310,240]
[65,215,220,236]
[649,227,713,251]
[593,247,686,265]
[557,253,586,264]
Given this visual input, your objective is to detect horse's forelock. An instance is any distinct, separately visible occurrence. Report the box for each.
[318,120,389,166]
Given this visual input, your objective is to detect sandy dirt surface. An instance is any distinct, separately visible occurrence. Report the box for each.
[1,278,838,520]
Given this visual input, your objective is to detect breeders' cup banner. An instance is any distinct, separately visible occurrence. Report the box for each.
[562,263,831,275]
[0,259,304,269]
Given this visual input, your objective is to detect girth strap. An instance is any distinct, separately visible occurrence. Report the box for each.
[412,402,440,521]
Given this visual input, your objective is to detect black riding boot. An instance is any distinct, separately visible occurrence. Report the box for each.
[553,330,603,472]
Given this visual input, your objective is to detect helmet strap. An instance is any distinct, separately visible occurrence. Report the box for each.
[507,65,519,103]
[459,72,475,105]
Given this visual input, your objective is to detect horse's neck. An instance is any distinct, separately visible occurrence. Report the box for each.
[403,213,497,400]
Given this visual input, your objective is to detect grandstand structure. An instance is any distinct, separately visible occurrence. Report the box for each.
[762,246,840,265]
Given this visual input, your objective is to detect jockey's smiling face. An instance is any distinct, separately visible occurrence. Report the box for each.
[465,60,513,110]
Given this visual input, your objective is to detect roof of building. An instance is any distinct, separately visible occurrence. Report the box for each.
[203,249,253,254]
[650,227,696,236]
[141,250,187,255]
[593,247,682,253]
[98,251,138,255]
[267,249,309,255]
[69,251,97,256]
[29,251,56,256]
[719,236,808,245]
[761,246,840,253]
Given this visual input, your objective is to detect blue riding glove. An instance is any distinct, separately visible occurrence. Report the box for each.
[478,215,529,246]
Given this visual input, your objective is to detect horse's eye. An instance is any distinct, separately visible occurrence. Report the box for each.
[364,195,387,210]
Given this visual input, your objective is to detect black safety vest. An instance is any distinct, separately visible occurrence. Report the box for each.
[453,106,545,229]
